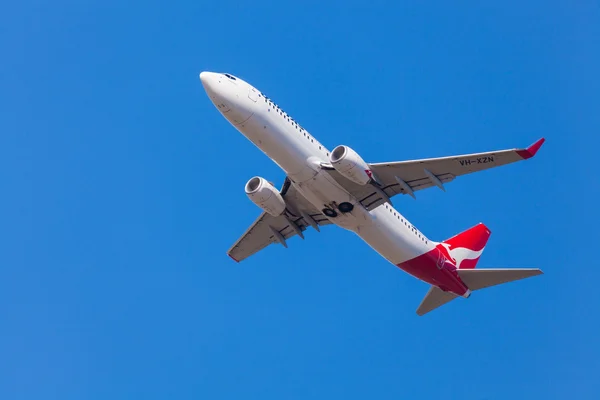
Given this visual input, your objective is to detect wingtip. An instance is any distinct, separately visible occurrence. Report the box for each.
[227,253,240,263]
[517,137,545,160]
[527,137,545,157]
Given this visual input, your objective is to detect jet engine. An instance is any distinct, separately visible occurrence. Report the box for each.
[329,145,373,185]
[245,176,286,216]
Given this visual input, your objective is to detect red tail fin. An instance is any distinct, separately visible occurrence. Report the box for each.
[438,223,491,269]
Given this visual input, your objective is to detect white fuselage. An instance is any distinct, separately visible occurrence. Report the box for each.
[200,72,436,268]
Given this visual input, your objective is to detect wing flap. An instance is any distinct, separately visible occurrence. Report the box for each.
[323,169,455,210]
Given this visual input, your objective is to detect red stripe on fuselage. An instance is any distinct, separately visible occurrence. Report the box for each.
[396,248,469,296]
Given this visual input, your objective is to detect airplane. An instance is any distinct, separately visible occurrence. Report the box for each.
[199,71,544,316]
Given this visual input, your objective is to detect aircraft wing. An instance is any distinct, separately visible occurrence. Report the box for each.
[324,138,544,208]
[227,178,332,262]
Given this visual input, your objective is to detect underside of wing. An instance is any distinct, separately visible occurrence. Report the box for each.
[370,138,545,199]
[322,167,455,211]
[227,178,331,262]
[324,138,544,206]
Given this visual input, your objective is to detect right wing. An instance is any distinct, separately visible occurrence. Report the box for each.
[227,178,331,262]
[323,138,545,209]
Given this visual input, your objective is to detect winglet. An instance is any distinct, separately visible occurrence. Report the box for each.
[516,137,545,160]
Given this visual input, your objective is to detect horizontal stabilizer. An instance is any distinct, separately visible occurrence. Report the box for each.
[416,286,459,316]
[457,268,543,291]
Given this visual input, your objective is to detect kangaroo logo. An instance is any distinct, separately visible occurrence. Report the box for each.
[438,243,485,269]
[435,248,446,270]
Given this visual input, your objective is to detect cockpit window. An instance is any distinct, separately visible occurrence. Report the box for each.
[224,73,236,81]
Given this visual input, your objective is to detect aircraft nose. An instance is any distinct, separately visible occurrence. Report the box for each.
[200,71,254,125]
[199,71,218,93]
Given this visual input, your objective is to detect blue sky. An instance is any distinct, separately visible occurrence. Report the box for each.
[1,1,599,398]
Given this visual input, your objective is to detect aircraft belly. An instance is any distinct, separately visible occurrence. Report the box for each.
[356,208,423,265]
[237,114,311,176]
[292,169,369,231]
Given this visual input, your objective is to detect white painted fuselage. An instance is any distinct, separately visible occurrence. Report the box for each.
[200,72,436,270]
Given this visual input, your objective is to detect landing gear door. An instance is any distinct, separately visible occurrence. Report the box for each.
[248,87,258,102]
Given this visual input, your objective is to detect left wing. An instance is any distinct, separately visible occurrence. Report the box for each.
[227,178,331,262]
[323,138,545,209]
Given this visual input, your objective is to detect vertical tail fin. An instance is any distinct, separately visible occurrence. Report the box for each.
[440,223,491,269]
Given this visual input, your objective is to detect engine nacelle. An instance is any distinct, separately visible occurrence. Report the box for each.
[245,176,286,216]
[329,145,373,185]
